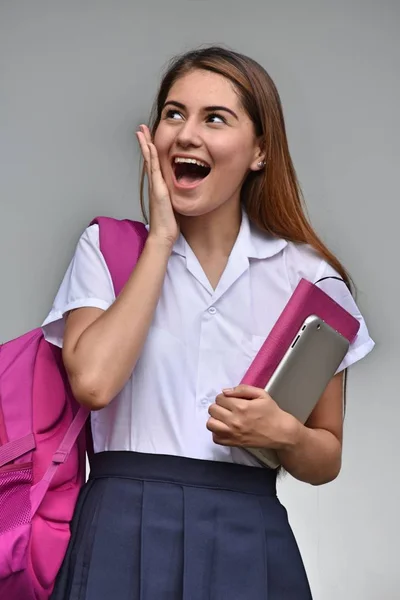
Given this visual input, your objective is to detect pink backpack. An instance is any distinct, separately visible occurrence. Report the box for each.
[0,217,147,600]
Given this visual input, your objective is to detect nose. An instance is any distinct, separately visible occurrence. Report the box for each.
[175,118,202,149]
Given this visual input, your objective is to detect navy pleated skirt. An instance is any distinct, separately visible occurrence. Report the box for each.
[51,451,312,599]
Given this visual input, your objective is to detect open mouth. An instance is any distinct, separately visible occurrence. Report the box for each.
[172,157,211,187]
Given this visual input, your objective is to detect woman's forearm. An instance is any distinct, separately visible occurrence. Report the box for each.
[277,421,342,485]
[65,236,172,409]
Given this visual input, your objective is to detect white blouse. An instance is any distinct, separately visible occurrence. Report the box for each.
[42,211,374,467]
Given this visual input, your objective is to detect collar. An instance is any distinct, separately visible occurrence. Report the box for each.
[172,209,287,259]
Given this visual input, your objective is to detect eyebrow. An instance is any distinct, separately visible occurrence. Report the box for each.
[163,100,239,120]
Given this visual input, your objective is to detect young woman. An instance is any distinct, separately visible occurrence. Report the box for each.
[43,46,374,600]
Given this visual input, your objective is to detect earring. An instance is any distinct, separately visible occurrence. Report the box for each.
[257,160,266,169]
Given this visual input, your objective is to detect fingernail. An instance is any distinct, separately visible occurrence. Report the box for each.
[222,388,233,393]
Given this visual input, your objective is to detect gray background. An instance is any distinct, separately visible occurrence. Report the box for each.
[1,1,398,598]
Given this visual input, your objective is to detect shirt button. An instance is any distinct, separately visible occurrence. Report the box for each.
[208,306,217,315]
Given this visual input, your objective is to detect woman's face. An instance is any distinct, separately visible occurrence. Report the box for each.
[153,69,264,218]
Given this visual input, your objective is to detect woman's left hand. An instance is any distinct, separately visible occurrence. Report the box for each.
[207,385,300,450]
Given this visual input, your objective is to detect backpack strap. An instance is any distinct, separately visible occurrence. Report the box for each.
[30,406,89,515]
[0,433,35,468]
[315,276,345,285]
[31,217,148,515]
[91,217,148,296]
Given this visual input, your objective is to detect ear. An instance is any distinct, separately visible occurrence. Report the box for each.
[249,141,266,172]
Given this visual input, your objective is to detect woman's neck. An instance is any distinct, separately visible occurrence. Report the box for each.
[179,201,242,259]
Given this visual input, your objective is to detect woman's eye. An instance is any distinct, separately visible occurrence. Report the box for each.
[165,110,183,121]
[207,113,226,124]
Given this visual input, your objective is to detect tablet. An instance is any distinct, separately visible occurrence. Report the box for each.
[246,314,350,468]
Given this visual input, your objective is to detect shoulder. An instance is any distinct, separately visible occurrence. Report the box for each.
[67,224,105,271]
[77,223,100,249]
[283,240,334,289]
[282,240,375,369]
[41,223,114,347]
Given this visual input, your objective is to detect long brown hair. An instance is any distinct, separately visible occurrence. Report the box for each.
[140,45,350,287]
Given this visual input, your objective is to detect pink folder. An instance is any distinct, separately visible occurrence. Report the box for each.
[240,278,360,468]
[240,278,360,390]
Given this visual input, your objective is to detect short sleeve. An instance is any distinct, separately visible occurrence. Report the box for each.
[284,242,375,373]
[41,224,115,348]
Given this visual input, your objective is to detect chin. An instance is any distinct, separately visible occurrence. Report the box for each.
[170,194,213,218]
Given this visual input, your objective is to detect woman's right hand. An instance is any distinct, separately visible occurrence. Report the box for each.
[136,124,179,249]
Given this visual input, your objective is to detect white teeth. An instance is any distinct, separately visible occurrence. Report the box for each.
[174,157,209,168]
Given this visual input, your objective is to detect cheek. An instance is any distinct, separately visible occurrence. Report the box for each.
[210,136,254,173]
[153,126,172,159]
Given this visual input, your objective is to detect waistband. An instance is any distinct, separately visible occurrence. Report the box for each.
[89,451,277,496]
